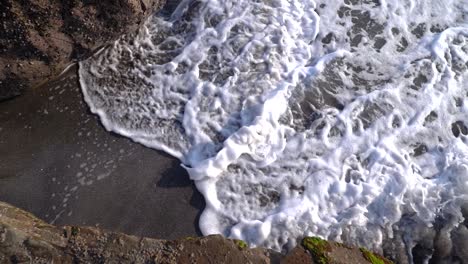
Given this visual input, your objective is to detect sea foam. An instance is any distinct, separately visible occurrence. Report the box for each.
[79,0,468,261]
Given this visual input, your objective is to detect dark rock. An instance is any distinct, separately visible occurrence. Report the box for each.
[0,0,165,101]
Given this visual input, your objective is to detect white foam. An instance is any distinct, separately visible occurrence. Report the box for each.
[79,0,468,260]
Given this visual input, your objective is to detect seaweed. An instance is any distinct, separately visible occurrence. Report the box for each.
[301,237,332,264]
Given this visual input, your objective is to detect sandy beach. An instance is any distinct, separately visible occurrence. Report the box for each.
[0,65,204,239]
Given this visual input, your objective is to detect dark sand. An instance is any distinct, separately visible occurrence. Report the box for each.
[0,65,204,239]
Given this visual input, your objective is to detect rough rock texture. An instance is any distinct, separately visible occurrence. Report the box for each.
[0,201,393,263]
[0,201,275,263]
[0,0,165,101]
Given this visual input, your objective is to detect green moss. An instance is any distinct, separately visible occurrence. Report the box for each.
[360,248,393,264]
[71,226,79,237]
[301,237,332,264]
[234,239,248,250]
[184,236,196,241]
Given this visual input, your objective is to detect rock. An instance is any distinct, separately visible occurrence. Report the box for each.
[0,0,165,101]
[296,237,393,264]
[281,245,314,263]
[0,201,274,263]
[0,200,393,263]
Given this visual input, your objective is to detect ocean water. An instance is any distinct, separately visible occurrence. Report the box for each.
[79,0,468,262]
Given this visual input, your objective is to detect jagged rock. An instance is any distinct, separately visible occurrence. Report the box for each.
[0,0,165,101]
[0,201,393,263]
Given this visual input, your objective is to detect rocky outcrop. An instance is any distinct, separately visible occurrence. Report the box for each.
[0,0,165,101]
[0,201,276,263]
[0,201,393,263]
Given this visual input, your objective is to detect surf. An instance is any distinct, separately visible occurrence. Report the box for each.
[79,0,468,261]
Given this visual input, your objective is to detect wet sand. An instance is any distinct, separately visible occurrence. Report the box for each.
[0,65,204,239]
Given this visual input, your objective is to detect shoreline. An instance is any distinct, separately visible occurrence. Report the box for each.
[0,200,392,264]
[0,65,204,240]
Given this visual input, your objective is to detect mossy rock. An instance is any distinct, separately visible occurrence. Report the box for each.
[360,247,393,264]
[301,237,332,264]
[234,239,248,250]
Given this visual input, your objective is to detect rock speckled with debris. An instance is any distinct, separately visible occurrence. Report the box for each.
[0,201,392,263]
[0,0,165,101]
